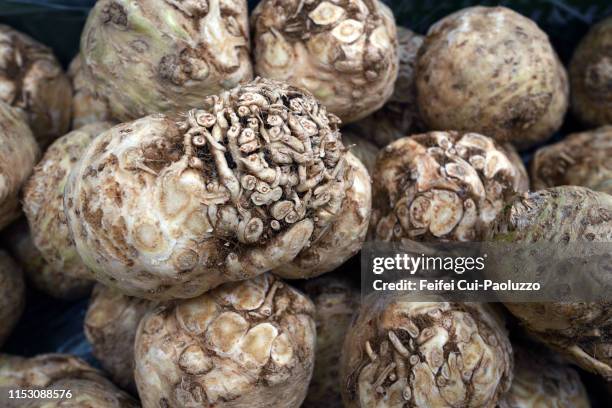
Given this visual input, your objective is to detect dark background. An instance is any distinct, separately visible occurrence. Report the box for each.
[1,0,611,405]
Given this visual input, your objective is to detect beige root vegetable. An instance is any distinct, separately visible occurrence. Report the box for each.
[371,131,528,242]
[69,55,112,129]
[64,78,371,299]
[340,297,513,407]
[416,7,568,149]
[23,122,112,300]
[487,186,612,380]
[0,250,24,346]
[134,274,316,408]
[0,353,138,407]
[3,221,91,300]
[0,25,71,147]
[85,284,154,392]
[342,129,378,175]
[302,276,359,408]
[350,27,423,147]
[0,102,39,231]
[570,16,612,126]
[498,347,590,408]
[80,0,253,122]
[531,126,612,194]
[252,0,399,123]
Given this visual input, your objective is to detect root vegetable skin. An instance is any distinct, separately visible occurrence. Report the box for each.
[0,354,100,387]
[0,251,25,346]
[0,25,72,147]
[23,122,112,300]
[531,126,612,194]
[0,354,138,408]
[302,277,359,408]
[64,78,370,299]
[342,130,379,174]
[134,274,316,408]
[4,221,91,300]
[80,0,253,122]
[371,131,528,242]
[350,27,424,147]
[340,299,513,407]
[85,284,154,392]
[0,102,39,231]
[488,186,612,380]
[252,0,399,123]
[498,347,590,408]
[570,16,612,126]
[69,55,112,129]
[416,7,568,149]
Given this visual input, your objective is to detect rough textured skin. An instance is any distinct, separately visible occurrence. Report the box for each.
[416,7,568,149]
[134,274,316,408]
[371,131,528,242]
[69,55,112,129]
[531,126,612,194]
[350,27,423,147]
[488,186,612,380]
[0,25,71,148]
[302,277,359,408]
[271,151,371,279]
[498,347,590,408]
[570,16,612,126]
[85,284,154,392]
[64,78,371,299]
[252,0,399,123]
[23,123,112,300]
[343,129,379,174]
[340,298,513,407]
[80,0,253,122]
[4,221,91,300]
[0,354,101,387]
[0,102,39,231]
[0,354,138,408]
[0,250,25,346]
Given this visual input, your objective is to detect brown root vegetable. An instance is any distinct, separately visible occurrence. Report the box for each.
[85,284,154,392]
[350,27,424,147]
[80,0,253,122]
[64,78,371,300]
[416,7,568,149]
[531,126,612,194]
[23,123,110,296]
[0,250,25,346]
[487,186,612,380]
[342,129,379,174]
[69,55,112,129]
[252,0,399,123]
[302,277,359,408]
[498,346,590,408]
[570,16,612,126]
[3,221,91,300]
[0,102,39,231]
[0,353,138,407]
[134,274,316,408]
[0,24,71,148]
[371,131,528,242]
[340,297,513,407]
[23,122,112,300]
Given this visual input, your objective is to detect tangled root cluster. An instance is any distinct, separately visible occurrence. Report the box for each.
[340,299,513,407]
[177,78,351,246]
[371,131,528,242]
